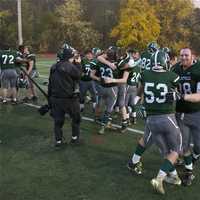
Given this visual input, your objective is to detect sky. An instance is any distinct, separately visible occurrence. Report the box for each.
[193,0,200,7]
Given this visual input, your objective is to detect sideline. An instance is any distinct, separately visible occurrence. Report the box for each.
[24,103,144,135]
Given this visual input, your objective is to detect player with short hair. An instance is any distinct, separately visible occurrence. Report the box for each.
[79,49,96,112]
[172,47,200,186]
[140,41,159,71]
[90,47,119,134]
[0,45,23,103]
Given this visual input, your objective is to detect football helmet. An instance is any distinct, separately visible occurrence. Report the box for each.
[118,53,130,69]
[162,47,170,54]
[17,74,29,88]
[147,42,159,53]
[92,47,102,56]
[151,50,170,71]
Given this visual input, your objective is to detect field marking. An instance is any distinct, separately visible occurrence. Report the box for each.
[24,103,144,135]
[38,75,49,79]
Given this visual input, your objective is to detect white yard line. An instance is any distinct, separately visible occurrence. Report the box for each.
[38,75,49,78]
[24,103,144,135]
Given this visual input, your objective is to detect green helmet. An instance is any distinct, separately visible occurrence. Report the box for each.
[162,47,170,54]
[147,42,159,53]
[151,50,170,71]
[118,53,130,69]
[17,74,29,88]
[92,47,102,56]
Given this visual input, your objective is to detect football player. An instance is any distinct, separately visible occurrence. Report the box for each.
[90,47,103,122]
[90,47,119,134]
[128,50,182,194]
[0,45,24,103]
[18,45,38,102]
[141,42,159,71]
[98,47,130,133]
[79,49,96,112]
[172,47,200,186]
[125,49,142,124]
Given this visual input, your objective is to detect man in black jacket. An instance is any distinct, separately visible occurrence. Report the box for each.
[48,47,82,147]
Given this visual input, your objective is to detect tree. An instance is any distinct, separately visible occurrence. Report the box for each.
[110,0,160,50]
[50,0,101,51]
[188,8,200,54]
[149,0,194,52]
[0,0,18,48]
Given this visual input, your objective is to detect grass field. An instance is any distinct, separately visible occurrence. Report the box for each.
[0,55,200,200]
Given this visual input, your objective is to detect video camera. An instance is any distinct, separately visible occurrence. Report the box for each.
[38,104,50,116]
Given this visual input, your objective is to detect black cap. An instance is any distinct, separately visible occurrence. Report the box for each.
[62,48,74,60]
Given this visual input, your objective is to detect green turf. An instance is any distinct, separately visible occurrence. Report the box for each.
[1,56,200,200]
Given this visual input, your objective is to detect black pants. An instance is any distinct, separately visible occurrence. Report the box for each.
[50,97,81,141]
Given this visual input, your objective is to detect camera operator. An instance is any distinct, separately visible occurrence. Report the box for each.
[48,47,82,147]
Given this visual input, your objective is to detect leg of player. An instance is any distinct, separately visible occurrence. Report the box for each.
[151,151,179,195]
[127,137,146,175]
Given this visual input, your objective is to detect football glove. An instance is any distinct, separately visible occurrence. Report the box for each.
[137,105,147,119]
[165,91,185,103]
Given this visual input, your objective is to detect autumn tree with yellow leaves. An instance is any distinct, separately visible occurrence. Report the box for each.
[111,0,160,50]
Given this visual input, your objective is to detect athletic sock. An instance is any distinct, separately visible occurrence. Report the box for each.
[132,144,146,164]
[184,155,193,170]
[158,159,174,180]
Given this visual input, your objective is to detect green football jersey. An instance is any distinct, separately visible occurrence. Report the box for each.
[95,61,119,87]
[127,65,141,86]
[141,70,179,115]
[90,58,98,69]
[140,50,152,71]
[172,61,200,113]
[81,57,93,81]
[0,50,19,69]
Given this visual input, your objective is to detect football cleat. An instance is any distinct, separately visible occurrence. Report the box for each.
[151,177,165,195]
[120,120,128,133]
[94,117,102,125]
[11,98,18,105]
[182,170,195,186]
[176,157,184,166]
[98,126,105,135]
[130,117,137,125]
[127,160,143,175]
[98,122,116,135]
[70,138,83,146]
[31,96,38,102]
[164,174,182,185]
[2,99,7,104]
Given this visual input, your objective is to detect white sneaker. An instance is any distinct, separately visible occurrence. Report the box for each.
[151,177,165,195]
[2,99,7,104]
[164,174,182,185]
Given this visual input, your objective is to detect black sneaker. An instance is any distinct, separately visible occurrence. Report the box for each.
[192,154,200,165]
[182,170,195,186]
[31,96,38,102]
[11,98,18,105]
[70,138,83,145]
[131,117,137,125]
[22,97,30,102]
[54,140,67,148]
[2,99,7,104]
[94,117,102,125]
[120,120,128,133]
[120,125,128,133]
